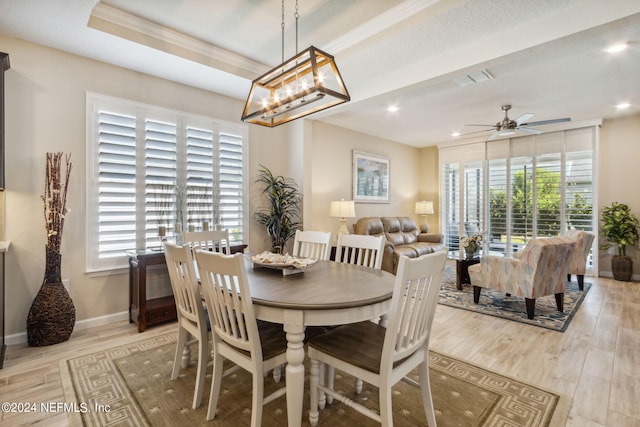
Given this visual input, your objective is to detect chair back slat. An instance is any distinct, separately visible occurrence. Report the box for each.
[195,250,259,355]
[335,234,385,270]
[184,230,231,254]
[163,243,206,327]
[292,230,332,260]
[383,251,446,365]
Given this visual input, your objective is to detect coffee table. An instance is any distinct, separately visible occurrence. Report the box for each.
[448,250,480,290]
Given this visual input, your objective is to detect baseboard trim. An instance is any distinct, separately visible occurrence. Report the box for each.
[6,311,129,346]
[598,271,640,281]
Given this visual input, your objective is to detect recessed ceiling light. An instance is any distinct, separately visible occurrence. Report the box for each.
[387,105,399,113]
[605,43,628,53]
[451,132,461,137]
[616,102,631,110]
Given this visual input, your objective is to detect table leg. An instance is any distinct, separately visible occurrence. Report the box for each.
[455,261,463,290]
[283,310,305,427]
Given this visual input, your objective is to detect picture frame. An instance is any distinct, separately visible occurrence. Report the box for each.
[353,150,390,203]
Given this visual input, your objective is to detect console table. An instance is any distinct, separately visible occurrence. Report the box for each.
[127,244,247,332]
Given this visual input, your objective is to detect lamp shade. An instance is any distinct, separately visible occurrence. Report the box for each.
[415,201,434,215]
[330,199,356,218]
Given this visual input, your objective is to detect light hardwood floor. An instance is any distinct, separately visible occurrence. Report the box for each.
[1,274,638,426]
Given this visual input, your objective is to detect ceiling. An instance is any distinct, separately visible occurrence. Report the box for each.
[1,0,639,147]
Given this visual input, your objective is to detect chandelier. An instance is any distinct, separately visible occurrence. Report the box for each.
[241,0,350,127]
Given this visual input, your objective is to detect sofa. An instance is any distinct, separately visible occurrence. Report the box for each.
[353,216,443,274]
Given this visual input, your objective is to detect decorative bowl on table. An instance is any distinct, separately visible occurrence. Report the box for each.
[251,251,318,275]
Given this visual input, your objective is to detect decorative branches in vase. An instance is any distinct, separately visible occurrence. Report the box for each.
[27,152,75,346]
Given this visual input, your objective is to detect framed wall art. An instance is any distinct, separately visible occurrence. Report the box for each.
[353,150,390,203]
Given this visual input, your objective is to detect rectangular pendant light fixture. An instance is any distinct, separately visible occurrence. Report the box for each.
[241,45,350,127]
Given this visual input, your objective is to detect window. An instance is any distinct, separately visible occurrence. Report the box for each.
[86,94,248,272]
[440,126,597,272]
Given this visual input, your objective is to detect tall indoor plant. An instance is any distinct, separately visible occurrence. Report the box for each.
[600,201,640,281]
[254,165,301,254]
[27,152,75,346]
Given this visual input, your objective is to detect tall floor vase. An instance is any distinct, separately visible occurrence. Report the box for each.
[27,246,75,346]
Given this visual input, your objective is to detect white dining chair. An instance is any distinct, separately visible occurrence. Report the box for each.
[183,229,230,254]
[308,250,447,427]
[194,250,288,425]
[292,229,332,260]
[334,233,385,269]
[163,242,209,409]
[329,232,385,395]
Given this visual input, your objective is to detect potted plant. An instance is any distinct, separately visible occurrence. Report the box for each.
[254,165,301,254]
[600,201,640,281]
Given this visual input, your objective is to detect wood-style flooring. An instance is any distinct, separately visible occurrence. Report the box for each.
[1,274,638,426]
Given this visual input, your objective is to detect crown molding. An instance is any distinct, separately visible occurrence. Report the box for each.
[88,2,269,80]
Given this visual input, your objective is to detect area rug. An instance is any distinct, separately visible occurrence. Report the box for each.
[60,332,571,427]
[439,261,591,332]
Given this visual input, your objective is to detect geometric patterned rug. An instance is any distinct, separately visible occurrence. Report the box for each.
[439,262,591,332]
[60,331,571,426]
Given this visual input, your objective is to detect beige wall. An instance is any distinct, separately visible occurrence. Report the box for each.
[308,121,430,236]
[1,36,292,337]
[598,114,640,277]
[2,35,638,339]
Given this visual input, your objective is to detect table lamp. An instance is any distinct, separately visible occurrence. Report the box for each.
[415,200,434,233]
[330,199,356,235]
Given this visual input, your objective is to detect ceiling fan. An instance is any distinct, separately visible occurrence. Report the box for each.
[464,104,570,141]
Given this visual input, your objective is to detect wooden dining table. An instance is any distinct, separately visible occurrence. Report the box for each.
[243,255,395,427]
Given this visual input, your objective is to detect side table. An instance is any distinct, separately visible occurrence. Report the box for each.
[448,251,480,290]
[127,243,247,332]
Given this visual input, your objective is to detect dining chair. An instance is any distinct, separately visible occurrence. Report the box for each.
[163,242,209,409]
[194,249,288,425]
[334,233,385,269]
[292,229,332,260]
[308,250,447,427]
[329,232,385,395]
[183,229,230,254]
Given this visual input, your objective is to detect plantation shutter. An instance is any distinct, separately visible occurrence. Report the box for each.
[96,111,137,261]
[144,119,177,248]
[87,94,248,272]
[186,126,214,229]
[219,132,244,242]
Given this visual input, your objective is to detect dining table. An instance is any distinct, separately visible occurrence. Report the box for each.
[244,255,395,427]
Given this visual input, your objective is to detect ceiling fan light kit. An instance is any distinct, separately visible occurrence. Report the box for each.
[463,104,570,141]
[241,0,350,127]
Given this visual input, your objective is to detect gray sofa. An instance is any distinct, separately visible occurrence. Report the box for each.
[353,216,443,274]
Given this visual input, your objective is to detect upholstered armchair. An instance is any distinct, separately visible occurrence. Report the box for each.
[562,229,595,290]
[468,237,576,319]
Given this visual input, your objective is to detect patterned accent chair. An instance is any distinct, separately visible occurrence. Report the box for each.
[563,229,595,290]
[468,237,576,319]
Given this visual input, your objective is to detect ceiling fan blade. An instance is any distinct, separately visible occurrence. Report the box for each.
[465,124,496,127]
[521,117,571,127]
[460,128,494,136]
[486,131,500,141]
[515,113,534,126]
[518,127,543,135]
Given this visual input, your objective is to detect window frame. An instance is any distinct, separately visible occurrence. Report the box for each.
[439,125,598,274]
[86,93,249,273]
